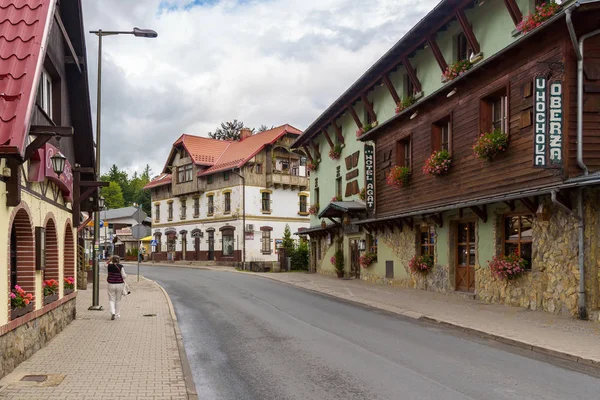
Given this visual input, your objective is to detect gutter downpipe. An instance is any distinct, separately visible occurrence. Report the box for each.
[232,168,246,271]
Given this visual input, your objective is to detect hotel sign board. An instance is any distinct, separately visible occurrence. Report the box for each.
[364,144,375,212]
[534,77,563,168]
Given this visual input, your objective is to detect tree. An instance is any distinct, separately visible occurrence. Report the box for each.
[257,124,275,132]
[281,224,295,255]
[101,181,125,209]
[208,119,251,141]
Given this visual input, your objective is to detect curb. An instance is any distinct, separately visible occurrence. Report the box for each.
[150,279,199,400]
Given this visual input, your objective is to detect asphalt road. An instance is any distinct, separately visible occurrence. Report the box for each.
[138,265,600,400]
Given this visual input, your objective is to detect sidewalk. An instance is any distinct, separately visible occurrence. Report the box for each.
[0,275,196,400]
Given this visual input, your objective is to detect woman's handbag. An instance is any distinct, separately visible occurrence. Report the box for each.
[122,282,131,296]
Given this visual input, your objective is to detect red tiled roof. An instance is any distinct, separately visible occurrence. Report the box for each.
[0,0,55,155]
[143,173,172,190]
[174,134,231,165]
[199,124,302,176]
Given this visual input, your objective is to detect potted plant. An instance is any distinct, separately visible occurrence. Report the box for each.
[443,59,472,81]
[307,161,318,171]
[10,285,34,319]
[329,144,342,160]
[359,251,376,268]
[308,203,320,215]
[517,1,561,34]
[423,150,452,176]
[488,251,527,280]
[332,250,345,278]
[356,123,376,138]
[409,254,434,274]
[359,187,366,201]
[64,276,75,295]
[43,279,59,305]
[386,165,411,187]
[395,96,416,114]
[321,220,327,228]
[473,128,509,161]
[331,195,342,202]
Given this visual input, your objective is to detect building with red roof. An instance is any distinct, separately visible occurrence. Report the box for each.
[0,0,97,376]
[145,125,310,267]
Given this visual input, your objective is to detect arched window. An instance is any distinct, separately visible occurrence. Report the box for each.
[219,226,235,257]
[9,208,36,315]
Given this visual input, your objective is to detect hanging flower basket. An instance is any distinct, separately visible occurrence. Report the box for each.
[356,123,375,138]
[423,150,452,176]
[328,144,342,160]
[489,251,528,280]
[395,96,416,114]
[517,1,561,34]
[443,60,472,81]
[359,187,366,201]
[359,251,377,268]
[307,161,319,171]
[409,254,433,274]
[473,129,509,161]
[308,203,319,215]
[386,165,411,188]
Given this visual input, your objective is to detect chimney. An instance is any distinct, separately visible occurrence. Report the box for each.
[239,128,252,141]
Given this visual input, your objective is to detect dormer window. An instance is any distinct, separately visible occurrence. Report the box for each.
[455,32,472,62]
[177,164,193,183]
[37,69,53,118]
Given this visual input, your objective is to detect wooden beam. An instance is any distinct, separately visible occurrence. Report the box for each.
[332,121,344,145]
[392,218,403,232]
[310,140,321,159]
[6,158,21,207]
[429,214,443,228]
[77,215,93,232]
[80,181,110,188]
[400,56,422,94]
[302,145,314,163]
[78,187,97,205]
[470,204,487,223]
[520,197,538,214]
[427,35,448,72]
[348,106,363,129]
[322,129,334,148]
[504,200,516,211]
[555,192,572,211]
[403,217,414,230]
[29,125,74,136]
[65,55,85,66]
[74,166,96,174]
[24,134,53,162]
[361,94,377,123]
[503,0,523,26]
[54,12,81,73]
[382,74,401,104]
[458,208,463,219]
[384,220,395,232]
[455,10,480,56]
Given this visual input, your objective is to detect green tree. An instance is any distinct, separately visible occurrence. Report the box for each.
[282,224,295,255]
[257,124,274,132]
[291,240,309,271]
[101,181,125,209]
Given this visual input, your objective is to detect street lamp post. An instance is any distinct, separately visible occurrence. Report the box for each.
[88,27,157,311]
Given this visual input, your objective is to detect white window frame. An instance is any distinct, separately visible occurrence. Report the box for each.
[38,69,53,118]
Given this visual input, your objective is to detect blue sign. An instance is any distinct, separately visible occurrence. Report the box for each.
[151,240,158,246]
[99,220,104,228]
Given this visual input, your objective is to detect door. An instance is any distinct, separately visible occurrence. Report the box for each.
[195,236,200,261]
[311,242,317,273]
[208,231,214,261]
[350,240,360,279]
[181,234,187,261]
[456,221,476,292]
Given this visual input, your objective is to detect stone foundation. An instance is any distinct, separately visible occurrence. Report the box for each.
[0,297,76,379]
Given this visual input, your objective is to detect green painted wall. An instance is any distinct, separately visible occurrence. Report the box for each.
[370,237,410,279]
[436,220,450,267]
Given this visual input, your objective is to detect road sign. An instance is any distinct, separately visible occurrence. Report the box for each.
[99,220,104,228]
[132,224,150,239]
[151,239,158,246]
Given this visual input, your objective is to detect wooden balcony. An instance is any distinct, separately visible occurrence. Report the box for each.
[267,172,308,190]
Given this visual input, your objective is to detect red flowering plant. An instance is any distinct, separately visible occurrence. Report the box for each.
[386,165,411,188]
[308,203,320,215]
[64,276,75,290]
[473,128,509,161]
[443,59,472,81]
[409,254,434,274]
[356,123,375,138]
[10,285,33,309]
[517,1,561,34]
[423,150,452,176]
[488,251,528,280]
[328,144,342,160]
[331,195,342,202]
[307,161,319,171]
[359,251,377,268]
[43,279,59,296]
[395,96,416,114]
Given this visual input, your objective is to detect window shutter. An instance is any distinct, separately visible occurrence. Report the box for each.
[431,125,441,153]
[480,99,492,134]
[396,141,406,166]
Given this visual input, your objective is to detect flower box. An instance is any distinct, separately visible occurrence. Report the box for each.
[44,293,58,305]
[11,303,33,319]
[489,252,527,280]
[423,150,452,176]
[473,129,509,161]
[386,165,411,187]
[517,1,561,34]
[64,288,74,295]
[395,96,416,114]
[328,144,342,160]
[443,60,472,81]
[409,254,434,274]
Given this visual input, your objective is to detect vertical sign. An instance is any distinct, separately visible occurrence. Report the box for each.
[548,81,563,166]
[534,77,547,167]
[364,144,375,212]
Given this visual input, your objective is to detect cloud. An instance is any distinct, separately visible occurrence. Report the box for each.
[82,0,438,177]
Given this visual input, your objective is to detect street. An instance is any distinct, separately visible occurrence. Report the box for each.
[138,265,600,400]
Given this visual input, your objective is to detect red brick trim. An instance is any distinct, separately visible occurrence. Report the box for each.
[7,205,36,316]
[44,214,59,283]
[63,221,75,282]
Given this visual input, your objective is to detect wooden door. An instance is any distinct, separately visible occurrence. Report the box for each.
[455,221,476,292]
[195,237,200,261]
[208,231,214,260]
[350,240,360,279]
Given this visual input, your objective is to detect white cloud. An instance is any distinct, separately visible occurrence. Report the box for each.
[82,0,438,177]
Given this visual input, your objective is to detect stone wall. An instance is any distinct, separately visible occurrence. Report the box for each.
[0,298,76,379]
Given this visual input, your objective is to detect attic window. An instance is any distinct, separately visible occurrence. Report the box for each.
[37,69,53,119]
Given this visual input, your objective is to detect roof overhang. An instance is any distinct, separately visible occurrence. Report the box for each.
[317,201,366,219]
[294,224,337,236]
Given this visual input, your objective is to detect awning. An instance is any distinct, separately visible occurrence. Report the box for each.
[140,236,153,242]
[294,223,337,236]
[317,201,366,219]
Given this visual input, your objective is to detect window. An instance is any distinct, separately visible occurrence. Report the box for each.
[367,233,377,255]
[207,175,213,184]
[222,229,234,256]
[404,70,416,98]
[262,192,270,212]
[168,202,173,220]
[177,164,193,183]
[224,171,230,181]
[299,195,307,213]
[315,187,319,206]
[455,32,471,62]
[224,192,231,213]
[503,215,533,269]
[255,164,262,174]
[336,177,342,200]
[396,137,411,168]
[261,228,272,254]
[180,199,187,219]
[193,197,200,217]
[420,225,435,256]
[432,117,451,153]
[154,204,160,222]
[480,89,508,134]
[154,233,162,252]
[37,69,53,118]
[207,195,214,215]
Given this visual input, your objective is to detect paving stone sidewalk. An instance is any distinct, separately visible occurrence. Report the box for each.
[0,275,192,400]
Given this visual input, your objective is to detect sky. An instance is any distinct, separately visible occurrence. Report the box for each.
[81,0,439,177]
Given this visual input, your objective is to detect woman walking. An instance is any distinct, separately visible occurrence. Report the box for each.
[107,255,126,320]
